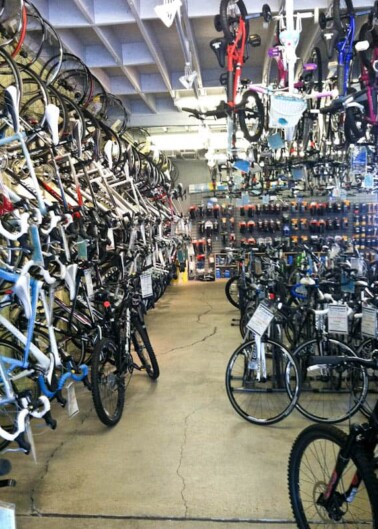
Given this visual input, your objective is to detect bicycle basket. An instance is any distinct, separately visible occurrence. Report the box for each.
[269,94,307,129]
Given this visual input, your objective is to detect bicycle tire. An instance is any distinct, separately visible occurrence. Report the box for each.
[0,340,39,452]
[219,0,249,44]
[225,337,300,425]
[91,338,125,427]
[333,0,355,34]
[357,338,378,417]
[344,104,367,143]
[225,275,240,308]
[288,424,378,529]
[131,320,159,380]
[238,90,264,143]
[293,338,369,423]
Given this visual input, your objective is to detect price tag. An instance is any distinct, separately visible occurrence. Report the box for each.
[246,303,274,336]
[77,237,88,261]
[25,418,37,463]
[0,502,16,529]
[66,382,79,418]
[362,306,377,338]
[140,273,153,298]
[106,228,115,250]
[328,305,348,334]
[84,269,94,298]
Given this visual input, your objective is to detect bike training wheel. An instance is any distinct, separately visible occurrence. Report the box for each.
[293,338,368,423]
[238,90,265,143]
[357,338,378,418]
[225,275,240,309]
[91,338,125,427]
[225,337,300,425]
[288,424,378,529]
[0,340,39,452]
[219,0,249,43]
[131,320,160,380]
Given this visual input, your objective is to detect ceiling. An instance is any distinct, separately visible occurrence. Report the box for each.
[33,0,371,154]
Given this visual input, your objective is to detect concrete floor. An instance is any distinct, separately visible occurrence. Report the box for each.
[1,281,328,529]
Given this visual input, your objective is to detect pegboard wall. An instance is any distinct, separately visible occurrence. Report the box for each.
[187,190,378,280]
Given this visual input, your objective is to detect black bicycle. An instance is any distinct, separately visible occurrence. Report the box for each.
[288,352,378,528]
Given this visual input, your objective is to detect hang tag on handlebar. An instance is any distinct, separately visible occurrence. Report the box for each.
[246,303,274,336]
[107,228,115,251]
[66,382,79,418]
[327,305,348,335]
[140,273,153,298]
[362,307,377,338]
[25,418,37,464]
[0,501,16,529]
[84,269,94,298]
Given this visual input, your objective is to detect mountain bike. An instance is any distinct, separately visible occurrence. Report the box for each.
[288,353,378,529]
[91,274,160,427]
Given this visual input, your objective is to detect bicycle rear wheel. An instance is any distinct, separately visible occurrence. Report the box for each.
[225,337,300,425]
[288,424,378,529]
[91,338,125,427]
[293,338,368,423]
[131,320,159,380]
[225,275,240,308]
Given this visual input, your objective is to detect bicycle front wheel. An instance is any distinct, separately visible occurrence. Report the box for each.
[225,275,240,309]
[294,338,368,423]
[91,338,125,427]
[288,424,378,529]
[238,90,265,143]
[225,337,300,425]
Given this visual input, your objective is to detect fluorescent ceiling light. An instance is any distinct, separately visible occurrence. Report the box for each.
[174,93,226,112]
[154,0,182,28]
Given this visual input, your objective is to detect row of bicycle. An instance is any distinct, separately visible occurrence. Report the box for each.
[0,0,189,489]
[223,240,378,425]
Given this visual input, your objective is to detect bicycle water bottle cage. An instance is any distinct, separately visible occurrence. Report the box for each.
[210,38,227,68]
[13,273,32,319]
[248,34,261,48]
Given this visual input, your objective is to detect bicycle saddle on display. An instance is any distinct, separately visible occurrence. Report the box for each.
[210,38,227,68]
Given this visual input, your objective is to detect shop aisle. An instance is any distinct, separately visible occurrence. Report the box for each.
[3,282,306,529]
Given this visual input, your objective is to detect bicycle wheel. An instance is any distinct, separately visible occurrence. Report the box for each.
[225,337,300,425]
[238,90,265,143]
[333,0,355,34]
[219,0,249,43]
[293,338,369,423]
[0,340,39,452]
[288,424,378,529]
[357,338,378,417]
[225,275,240,308]
[131,320,159,380]
[91,338,125,427]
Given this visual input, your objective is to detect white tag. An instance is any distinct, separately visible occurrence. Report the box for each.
[25,418,37,464]
[140,223,146,245]
[107,228,115,250]
[84,269,94,298]
[140,273,153,298]
[362,306,377,338]
[328,305,348,334]
[0,501,16,529]
[246,304,274,336]
[66,382,79,418]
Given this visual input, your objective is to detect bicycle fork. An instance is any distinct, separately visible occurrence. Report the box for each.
[316,424,370,520]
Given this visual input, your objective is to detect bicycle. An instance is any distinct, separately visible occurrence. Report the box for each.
[288,353,378,529]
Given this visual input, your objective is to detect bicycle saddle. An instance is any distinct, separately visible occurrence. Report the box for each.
[248,34,261,48]
[210,38,227,68]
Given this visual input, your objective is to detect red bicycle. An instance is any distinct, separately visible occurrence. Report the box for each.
[183,1,270,154]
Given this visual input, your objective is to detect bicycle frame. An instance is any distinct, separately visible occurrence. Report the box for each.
[226,17,247,106]
[336,13,355,97]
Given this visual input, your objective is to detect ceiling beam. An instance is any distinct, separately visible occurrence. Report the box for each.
[180,0,204,91]
[125,0,174,97]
